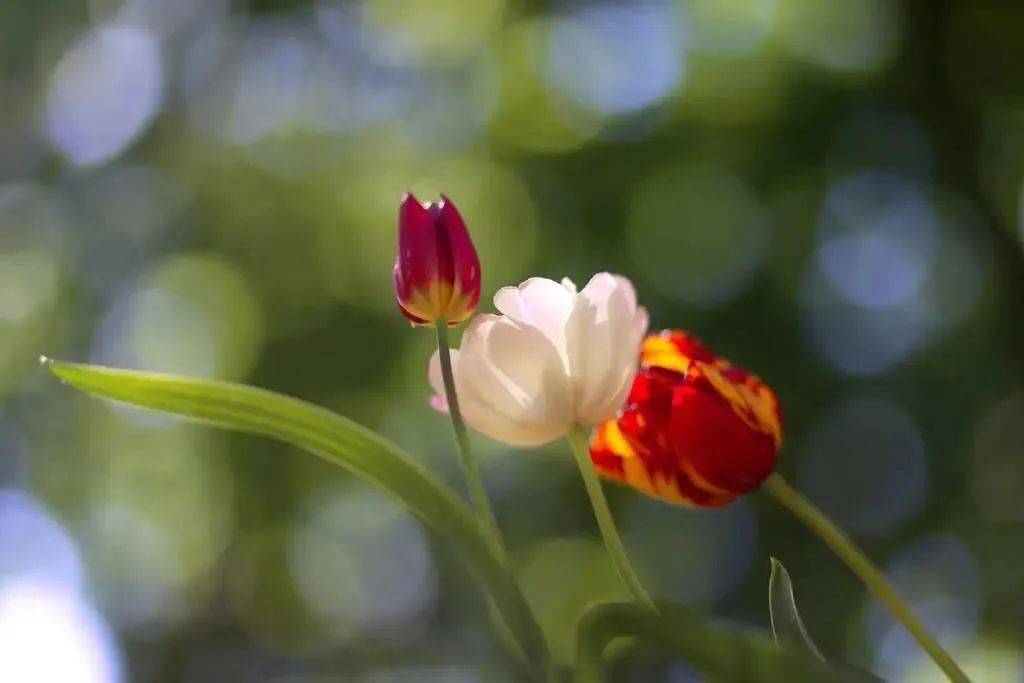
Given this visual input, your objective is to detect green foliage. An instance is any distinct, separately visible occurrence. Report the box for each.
[574,601,876,683]
[768,557,824,660]
[43,358,549,678]
[767,559,885,682]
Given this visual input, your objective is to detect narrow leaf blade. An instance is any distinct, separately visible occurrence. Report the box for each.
[44,359,548,676]
[769,557,824,660]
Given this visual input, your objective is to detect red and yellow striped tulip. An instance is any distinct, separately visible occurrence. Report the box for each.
[393,193,481,326]
[590,330,782,507]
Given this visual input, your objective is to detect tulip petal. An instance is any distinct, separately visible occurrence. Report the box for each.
[433,273,648,447]
[669,382,778,495]
[493,277,577,366]
[572,274,649,424]
[590,330,782,507]
[430,314,572,446]
[437,196,481,320]
[701,362,784,448]
[580,272,639,317]
[395,193,440,292]
[594,305,649,418]
[591,419,736,508]
[464,316,573,445]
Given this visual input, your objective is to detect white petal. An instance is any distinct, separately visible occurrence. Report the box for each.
[430,273,648,446]
[580,272,638,322]
[492,286,524,319]
[571,274,648,425]
[493,277,576,365]
[433,314,573,446]
[577,305,648,424]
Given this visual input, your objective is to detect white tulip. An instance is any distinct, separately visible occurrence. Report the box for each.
[429,273,649,446]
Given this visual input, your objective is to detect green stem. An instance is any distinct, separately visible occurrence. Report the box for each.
[568,425,657,612]
[435,321,505,551]
[763,474,970,683]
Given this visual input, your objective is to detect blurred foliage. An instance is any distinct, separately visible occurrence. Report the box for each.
[4,0,1024,681]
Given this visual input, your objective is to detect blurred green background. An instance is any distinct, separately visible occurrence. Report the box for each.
[2,0,1024,681]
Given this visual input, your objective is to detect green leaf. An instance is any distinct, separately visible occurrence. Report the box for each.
[767,560,884,682]
[574,601,878,683]
[43,359,549,678]
[769,557,824,660]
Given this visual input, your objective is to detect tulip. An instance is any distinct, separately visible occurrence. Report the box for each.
[596,333,970,681]
[590,330,782,507]
[396,192,501,551]
[428,272,657,611]
[394,193,481,326]
[428,273,649,446]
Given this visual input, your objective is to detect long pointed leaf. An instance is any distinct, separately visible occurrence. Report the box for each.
[43,359,549,677]
[574,601,878,683]
[769,557,824,660]
[768,560,883,681]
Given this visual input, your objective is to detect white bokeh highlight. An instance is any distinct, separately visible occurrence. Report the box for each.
[47,25,164,167]
[546,1,685,115]
[0,490,121,683]
[0,581,122,683]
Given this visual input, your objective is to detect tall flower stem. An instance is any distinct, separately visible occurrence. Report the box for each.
[568,425,657,612]
[435,321,505,551]
[763,473,969,683]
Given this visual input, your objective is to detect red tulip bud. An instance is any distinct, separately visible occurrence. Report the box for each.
[393,193,481,326]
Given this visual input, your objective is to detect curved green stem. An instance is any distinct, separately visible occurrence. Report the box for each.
[567,425,657,612]
[763,474,970,683]
[435,321,505,551]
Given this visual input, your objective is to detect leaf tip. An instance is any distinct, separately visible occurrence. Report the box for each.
[39,355,73,384]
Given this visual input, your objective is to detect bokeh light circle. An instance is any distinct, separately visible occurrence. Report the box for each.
[628,164,769,306]
[971,392,1024,524]
[623,497,757,604]
[93,253,264,380]
[0,491,122,683]
[0,184,69,396]
[801,172,944,375]
[773,0,898,72]
[47,24,164,167]
[288,485,437,642]
[0,581,122,683]
[687,0,775,55]
[817,172,937,309]
[0,489,84,592]
[798,396,927,536]
[867,536,981,681]
[546,1,686,116]
[80,505,188,634]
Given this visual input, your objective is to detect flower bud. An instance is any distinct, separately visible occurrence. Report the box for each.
[394,193,481,326]
[590,330,782,507]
